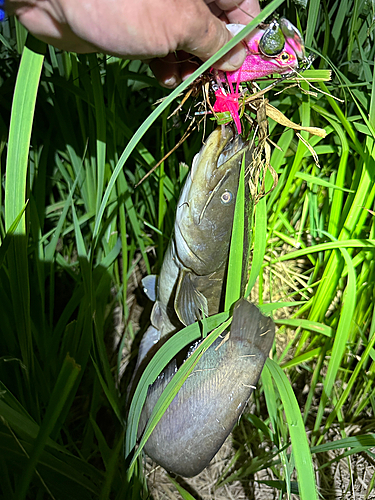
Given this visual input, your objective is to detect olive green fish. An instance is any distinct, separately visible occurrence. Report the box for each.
[133,126,275,477]
[138,126,253,366]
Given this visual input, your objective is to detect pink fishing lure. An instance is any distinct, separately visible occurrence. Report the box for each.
[212,19,306,133]
[219,21,304,83]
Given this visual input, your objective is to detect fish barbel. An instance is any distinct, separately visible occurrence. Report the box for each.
[132,126,275,477]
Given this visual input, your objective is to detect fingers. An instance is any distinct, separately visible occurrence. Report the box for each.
[9,2,97,53]
[151,0,261,88]
[211,39,247,72]
[150,52,200,89]
[206,0,261,72]
[177,6,247,70]
[208,0,261,24]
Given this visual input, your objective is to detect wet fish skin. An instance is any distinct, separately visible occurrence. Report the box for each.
[142,126,253,342]
[139,299,275,477]
[132,127,273,478]
[174,128,251,276]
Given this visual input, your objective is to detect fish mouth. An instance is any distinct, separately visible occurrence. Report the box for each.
[216,130,247,170]
[190,126,248,184]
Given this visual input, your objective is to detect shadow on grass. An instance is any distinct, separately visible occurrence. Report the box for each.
[0,234,149,499]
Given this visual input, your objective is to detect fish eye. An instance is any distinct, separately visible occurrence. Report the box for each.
[280,52,291,61]
[221,190,233,204]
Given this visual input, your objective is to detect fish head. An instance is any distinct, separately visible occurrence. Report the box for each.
[175,126,251,275]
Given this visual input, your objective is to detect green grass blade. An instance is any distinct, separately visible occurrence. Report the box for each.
[275,318,333,337]
[89,54,107,215]
[265,359,317,500]
[99,433,124,500]
[16,354,81,499]
[322,324,375,435]
[225,153,245,310]
[4,34,45,232]
[313,244,357,444]
[305,0,321,47]
[246,196,266,297]
[167,476,197,499]
[44,172,81,262]
[3,34,45,396]
[295,171,353,192]
[274,239,375,262]
[0,201,28,268]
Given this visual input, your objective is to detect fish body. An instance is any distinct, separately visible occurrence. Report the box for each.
[221,18,305,83]
[133,126,275,477]
[139,299,275,477]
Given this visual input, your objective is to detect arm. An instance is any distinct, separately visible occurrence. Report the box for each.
[4,0,260,87]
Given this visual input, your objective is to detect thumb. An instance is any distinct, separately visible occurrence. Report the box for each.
[178,9,247,72]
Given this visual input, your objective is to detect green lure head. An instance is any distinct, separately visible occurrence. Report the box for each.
[258,17,305,61]
[258,19,286,57]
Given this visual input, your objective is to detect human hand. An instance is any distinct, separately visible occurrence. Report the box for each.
[5,0,260,88]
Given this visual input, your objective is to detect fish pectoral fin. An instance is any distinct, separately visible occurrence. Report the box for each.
[150,301,163,330]
[175,271,208,326]
[141,274,158,302]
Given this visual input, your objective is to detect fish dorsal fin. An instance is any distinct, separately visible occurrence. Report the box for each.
[142,274,158,302]
[175,270,208,326]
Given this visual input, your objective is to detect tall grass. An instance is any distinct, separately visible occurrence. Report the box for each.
[1,0,375,498]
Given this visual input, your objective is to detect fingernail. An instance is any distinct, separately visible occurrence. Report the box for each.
[226,24,246,37]
[161,75,178,89]
[215,46,247,72]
